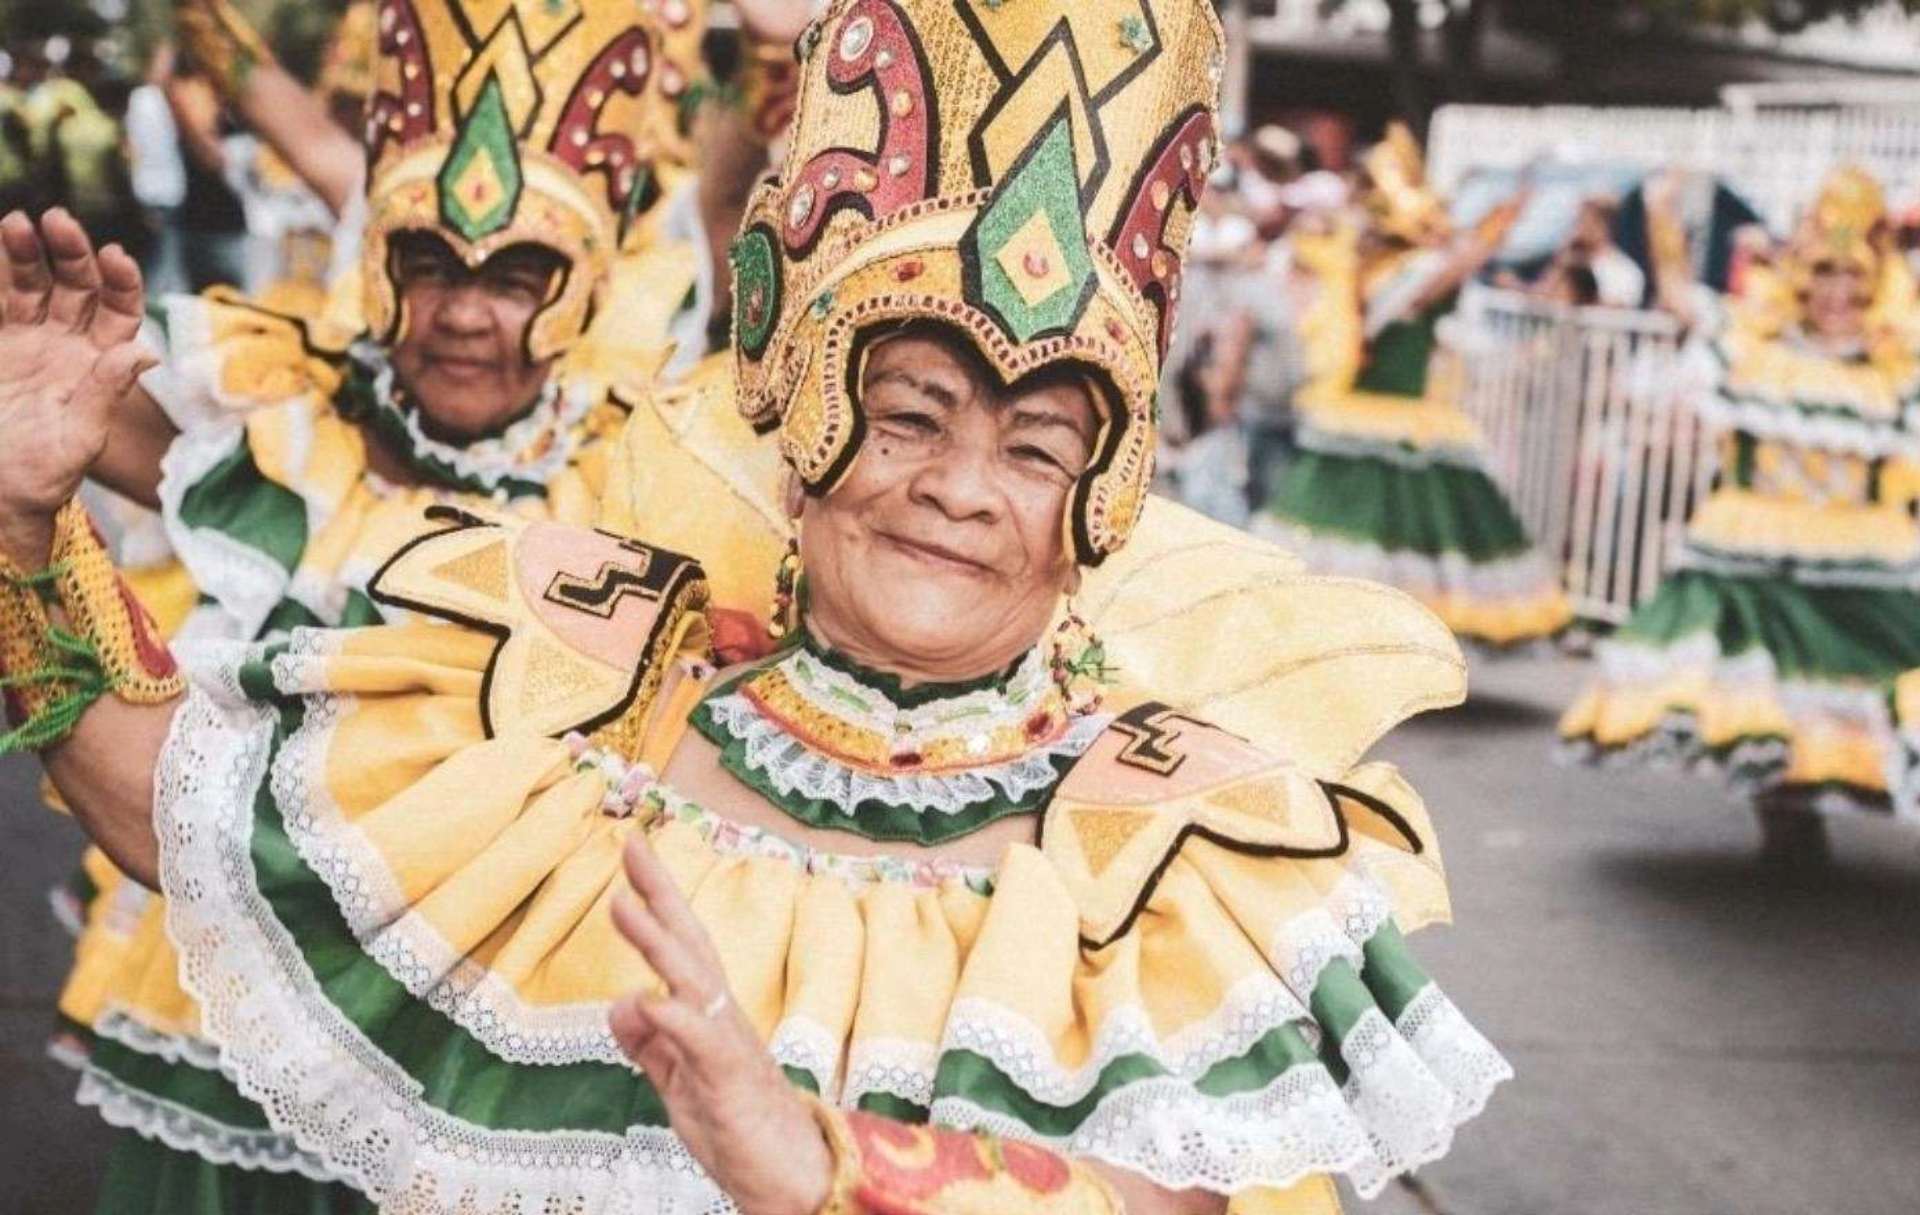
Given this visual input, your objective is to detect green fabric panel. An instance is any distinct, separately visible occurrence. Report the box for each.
[243,695,673,1135]
[1353,311,1440,397]
[855,1092,930,1122]
[1358,923,1430,1023]
[174,441,308,576]
[1308,960,1381,1087]
[89,1037,275,1133]
[1731,432,1756,488]
[782,1064,822,1094]
[1263,448,1534,560]
[1192,1021,1321,1098]
[1616,569,1920,682]
[261,598,326,636]
[933,1049,1171,1137]
[96,1130,369,1215]
[933,1020,1323,1134]
[340,590,384,628]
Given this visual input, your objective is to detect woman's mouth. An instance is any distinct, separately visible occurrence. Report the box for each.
[877,531,990,574]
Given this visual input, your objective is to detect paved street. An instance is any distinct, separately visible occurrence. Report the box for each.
[3,652,1917,1214]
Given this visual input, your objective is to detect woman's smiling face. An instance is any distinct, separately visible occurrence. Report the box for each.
[797,324,1099,684]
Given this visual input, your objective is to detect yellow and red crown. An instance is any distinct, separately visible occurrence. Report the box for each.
[360,0,706,361]
[730,0,1224,564]
[1361,121,1449,246]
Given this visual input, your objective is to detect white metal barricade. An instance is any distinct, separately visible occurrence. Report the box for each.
[1458,288,1715,624]
[1428,103,1920,234]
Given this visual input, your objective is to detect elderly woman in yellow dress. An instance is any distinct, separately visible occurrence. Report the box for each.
[0,0,1506,1211]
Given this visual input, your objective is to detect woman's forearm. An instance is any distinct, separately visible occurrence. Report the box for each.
[43,696,178,888]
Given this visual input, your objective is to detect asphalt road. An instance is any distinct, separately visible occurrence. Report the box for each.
[2,652,1917,1214]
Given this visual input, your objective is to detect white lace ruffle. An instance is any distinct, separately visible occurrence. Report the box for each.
[361,345,598,495]
[1699,388,1920,462]
[156,654,1511,1207]
[1249,519,1563,604]
[701,694,1109,818]
[78,1065,343,1182]
[1294,422,1489,472]
[158,682,743,1215]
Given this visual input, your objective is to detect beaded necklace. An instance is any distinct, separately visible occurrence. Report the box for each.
[690,632,1107,845]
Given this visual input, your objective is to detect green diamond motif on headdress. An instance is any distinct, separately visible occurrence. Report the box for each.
[437,75,523,242]
[965,116,1095,344]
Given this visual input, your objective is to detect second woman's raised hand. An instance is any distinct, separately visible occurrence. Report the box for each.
[610,833,835,1215]
[0,210,154,566]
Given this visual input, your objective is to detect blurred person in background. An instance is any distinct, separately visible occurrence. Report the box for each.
[1563,166,1920,861]
[1255,122,1572,650]
[123,43,188,296]
[160,58,250,291]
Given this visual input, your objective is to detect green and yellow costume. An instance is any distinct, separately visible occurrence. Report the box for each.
[26,0,1514,1208]
[1255,127,1571,648]
[1560,167,1920,819]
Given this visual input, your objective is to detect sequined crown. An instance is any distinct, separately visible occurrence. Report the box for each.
[1361,121,1449,246]
[1794,164,1888,276]
[730,0,1225,565]
[360,0,706,361]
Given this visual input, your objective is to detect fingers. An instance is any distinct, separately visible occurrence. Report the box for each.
[622,832,721,968]
[90,243,146,349]
[41,209,102,332]
[1,211,50,325]
[611,888,716,1011]
[70,343,158,437]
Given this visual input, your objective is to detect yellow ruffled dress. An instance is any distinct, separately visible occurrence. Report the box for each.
[107,496,1510,1214]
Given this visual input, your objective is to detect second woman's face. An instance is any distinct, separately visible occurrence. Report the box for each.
[1806,264,1869,343]
[798,328,1098,681]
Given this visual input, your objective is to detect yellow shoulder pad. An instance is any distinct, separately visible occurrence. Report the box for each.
[369,508,709,740]
[1042,696,1343,949]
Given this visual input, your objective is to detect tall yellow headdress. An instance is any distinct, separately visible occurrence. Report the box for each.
[1789,164,1887,280]
[1361,121,1449,246]
[361,0,705,362]
[730,0,1225,565]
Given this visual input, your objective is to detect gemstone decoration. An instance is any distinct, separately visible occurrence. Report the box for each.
[436,76,524,242]
[788,183,817,227]
[839,15,874,61]
[966,115,1097,342]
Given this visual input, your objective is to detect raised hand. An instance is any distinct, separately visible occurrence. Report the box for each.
[733,0,814,46]
[0,209,154,566]
[610,833,834,1215]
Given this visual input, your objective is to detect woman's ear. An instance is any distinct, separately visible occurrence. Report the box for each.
[782,467,806,520]
[1063,564,1083,597]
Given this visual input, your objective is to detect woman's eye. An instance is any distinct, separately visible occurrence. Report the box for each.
[1010,444,1071,475]
[876,411,939,436]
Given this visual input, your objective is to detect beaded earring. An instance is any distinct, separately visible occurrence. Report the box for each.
[1047,599,1112,716]
[768,535,802,640]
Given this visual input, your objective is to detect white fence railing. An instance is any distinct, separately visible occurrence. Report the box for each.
[1458,288,1716,624]
[1428,103,1920,235]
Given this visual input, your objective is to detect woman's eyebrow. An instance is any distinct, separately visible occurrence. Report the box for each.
[1008,405,1092,445]
[867,367,961,409]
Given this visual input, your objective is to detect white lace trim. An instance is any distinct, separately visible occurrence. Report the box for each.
[1294,423,1489,472]
[1675,541,1920,589]
[92,1008,225,1071]
[362,346,598,494]
[702,694,1109,817]
[157,665,1510,1204]
[159,683,744,1215]
[1699,387,1920,461]
[935,986,1510,1202]
[158,423,290,643]
[1249,519,1563,604]
[77,1065,343,1182]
